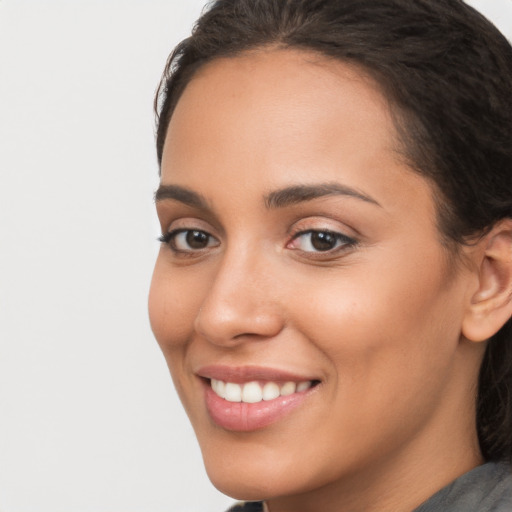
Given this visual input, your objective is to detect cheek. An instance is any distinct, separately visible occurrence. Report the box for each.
[289,244,462,400]
[270,250,465,476]
[148,256,211,414]
[148,255,204,355]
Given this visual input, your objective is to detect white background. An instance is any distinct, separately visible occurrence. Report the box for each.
[0,1,511,511]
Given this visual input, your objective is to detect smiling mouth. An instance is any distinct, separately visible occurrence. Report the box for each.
[210,378,317,403]
[197,365,321,431]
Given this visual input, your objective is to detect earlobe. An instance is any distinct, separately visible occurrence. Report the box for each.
[462,219,512,343]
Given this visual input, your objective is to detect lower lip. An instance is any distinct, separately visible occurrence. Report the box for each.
[204,382,314,431]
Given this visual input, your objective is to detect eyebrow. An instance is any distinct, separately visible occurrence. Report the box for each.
[154,182,381,210]
[264,183,381,209]
[154,184,210,209]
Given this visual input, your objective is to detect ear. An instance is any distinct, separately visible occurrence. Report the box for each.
[462,219,512,343]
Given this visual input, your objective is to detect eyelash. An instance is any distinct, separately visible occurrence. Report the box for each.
[158,229,219,254]
[159,227,357,256]
[287,230,357,254]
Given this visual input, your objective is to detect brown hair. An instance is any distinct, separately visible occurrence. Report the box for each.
[155,0,512,462]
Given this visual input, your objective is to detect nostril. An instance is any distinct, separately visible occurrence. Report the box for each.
[195,302,284,346]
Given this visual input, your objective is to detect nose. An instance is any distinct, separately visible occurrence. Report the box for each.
[194,249,284,346]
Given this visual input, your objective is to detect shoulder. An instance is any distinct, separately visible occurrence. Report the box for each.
[225,502,265,512]
[414,462,512,512]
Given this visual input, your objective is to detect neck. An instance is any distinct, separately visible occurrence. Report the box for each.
[266,412,482,512]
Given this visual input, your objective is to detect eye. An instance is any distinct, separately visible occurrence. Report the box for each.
[159,229,220,252]
[288,230,356,253]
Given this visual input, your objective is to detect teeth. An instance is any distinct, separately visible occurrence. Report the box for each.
[242,381,263,403]
[210,379,313,403]
[280,381,296,396]
[211,379,225,398]
[224,382,242,402]
[297,381,312,392]
[262,382,280,401]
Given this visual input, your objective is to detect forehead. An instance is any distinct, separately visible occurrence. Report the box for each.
[161,49,433,220]
[164,48,398,175]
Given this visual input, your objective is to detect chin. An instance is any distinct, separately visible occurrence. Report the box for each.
[200,436,330,503]
[207,468,300,503]
[200,445,271,499]
[198,437,293,501]
[209,475,271,502]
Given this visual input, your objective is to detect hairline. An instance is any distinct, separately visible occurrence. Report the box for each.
[157,43,471,263]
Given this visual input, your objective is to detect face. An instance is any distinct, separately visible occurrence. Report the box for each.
[149,50,482,509]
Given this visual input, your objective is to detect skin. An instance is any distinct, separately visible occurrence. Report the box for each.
[149,49,489,512]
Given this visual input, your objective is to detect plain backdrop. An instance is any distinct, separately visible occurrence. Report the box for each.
[0,1,511,511]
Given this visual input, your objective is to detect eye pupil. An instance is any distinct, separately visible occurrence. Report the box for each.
[186,230,209,249]
[311,231,337,251]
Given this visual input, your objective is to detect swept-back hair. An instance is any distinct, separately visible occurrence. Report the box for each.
[155,0,512,462]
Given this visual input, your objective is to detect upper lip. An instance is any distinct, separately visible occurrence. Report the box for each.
[196,364,319,383]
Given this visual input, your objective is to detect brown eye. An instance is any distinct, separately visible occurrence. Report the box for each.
[186,230,210,249]
[160,229,220,252]
[288,230,357,253]
[310,231,338,251]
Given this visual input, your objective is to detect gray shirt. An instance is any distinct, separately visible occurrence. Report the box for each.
[227,462,512,511]
[413,462,512,512]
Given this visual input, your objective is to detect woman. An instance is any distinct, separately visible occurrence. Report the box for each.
[148,1,512,510]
